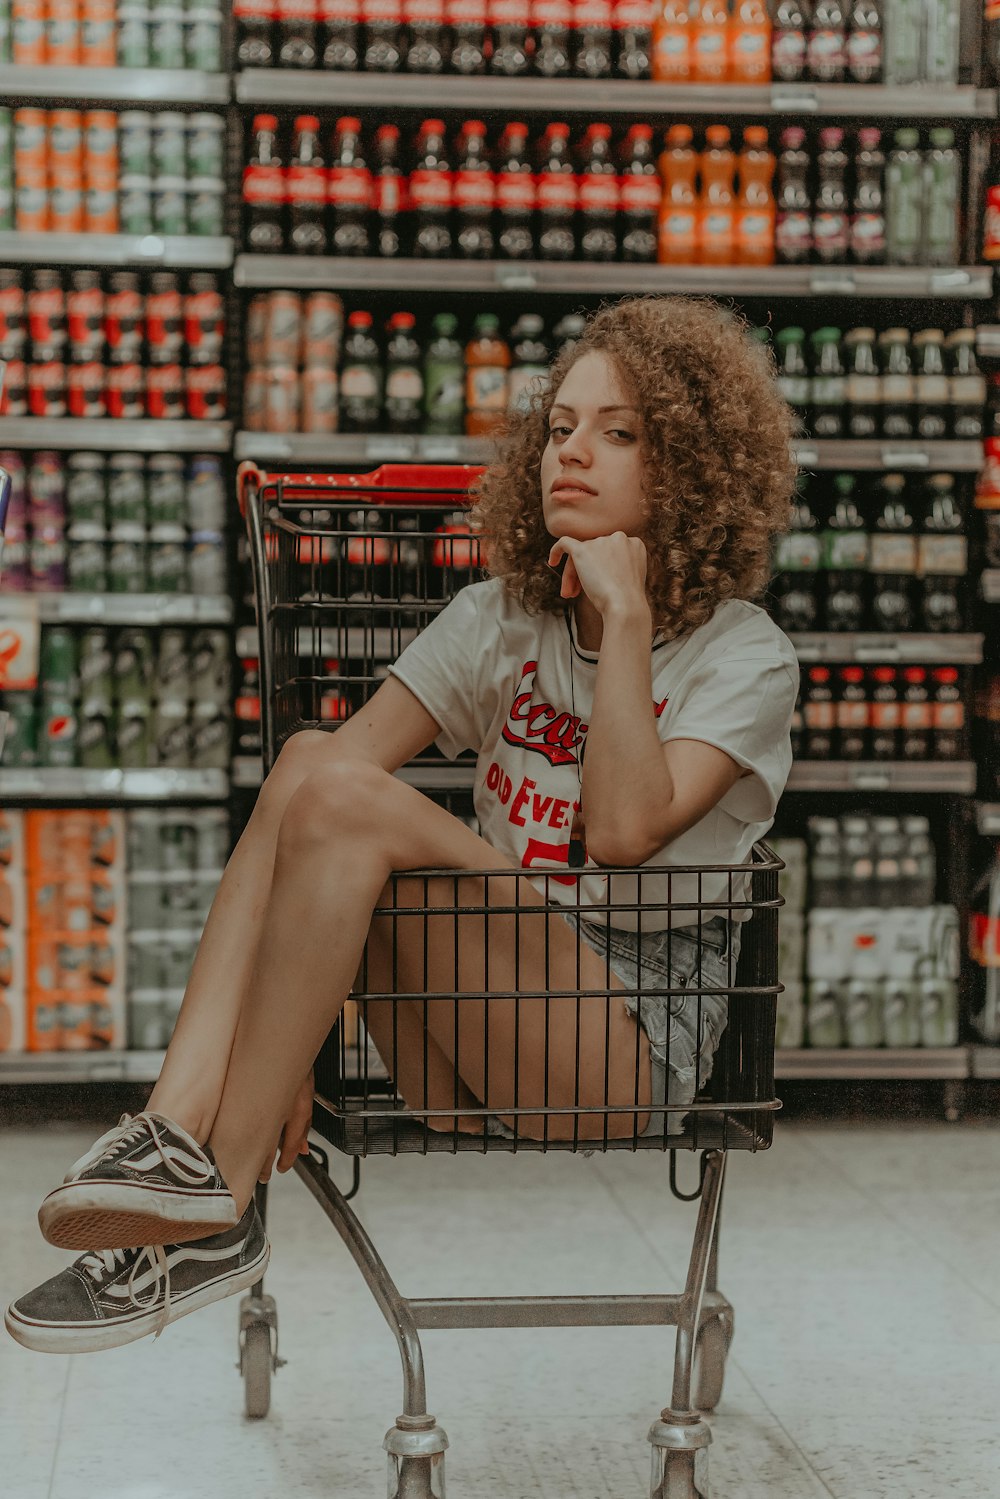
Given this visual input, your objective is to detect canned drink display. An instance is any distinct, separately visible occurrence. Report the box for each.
[40,626,78,690]
[188,530,226,593]
[152,700,190,767]
[118,175,154,236]
[80,4,117,65]
[186,455,225,530]
[78,706,115,768]
[66,271,104,353]
[149,7,186,66]
[108,526,148,593]
[147,525,188,591]
[147,454,186,526]
[1,451,27,526]
[195,807,230,869]
[1,357,27,415]
[145,273,183,362]
[113,629,155,712]
[30,530,68,589]
[128,810,164,872]
[116,5,151,65]
[183,275,224,363]
[67,524,108,591]
[186,178,225,238]
[28,452,67,527]
[67,360,106,418]
[15,183,49,233]
[155,628,190,705]
[49,185,84,234]
[104,272,143,354]
[189,703,230,769]
[187,114,226,179]
[66,454,107,526]
[2,693,38,764]
[83,111,118,186]
[303,292,344,366]
[2,530,30,588]
[264,292,303,367]
[14,109,48,184]
[116,706,152,767]
[83,185,119,234]
[39,692,78,767]
[152,177,188,236]
[265,365,300,432]
[45,0,82,63]
[48,109,83,184]
[185,362,226,420]
[246,294,268,366]
[79,628,114,712]
[0,269,26,350]
[189,628,230,703]
[160,814,197,872]
[302,366,339,433]
[28,271,66,348]
[105,360,144,419]
[242,366,267,431]
[28,356,68,417]
[11,4,46,64]
[152,113,188,180]
[106,454,146,526]
[118,114,154,179]
[185,7,224,68]
[147,362,185,419]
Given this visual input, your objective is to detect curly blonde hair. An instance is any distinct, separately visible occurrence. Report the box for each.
[471,296,798,640]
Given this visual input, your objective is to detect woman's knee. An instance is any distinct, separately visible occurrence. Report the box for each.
[277,759,395,851]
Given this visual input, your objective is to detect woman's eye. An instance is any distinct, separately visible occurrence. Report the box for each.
[548,425,573,439]
[610,429,635,441]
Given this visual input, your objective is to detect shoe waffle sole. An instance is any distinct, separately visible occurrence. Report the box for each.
[38,1183,240,1251]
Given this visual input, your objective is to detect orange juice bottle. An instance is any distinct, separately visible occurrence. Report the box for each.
[657,123,699,264]
[698,123,736,264]
[652,0,692,80]
[735,124,776,264]
[730,0,771,81]
[690,0,730,82]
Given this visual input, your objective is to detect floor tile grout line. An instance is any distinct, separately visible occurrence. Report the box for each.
[46,1356,73,1499]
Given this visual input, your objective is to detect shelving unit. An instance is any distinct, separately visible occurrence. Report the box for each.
[0,232,234,269]
[0,65,229,104]
[26,594,234,626]
[0,419,232,451]
[0,768,229,800]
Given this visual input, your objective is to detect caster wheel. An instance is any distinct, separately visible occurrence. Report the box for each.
[242,1322,272,1419]
[693,1312,732,1413]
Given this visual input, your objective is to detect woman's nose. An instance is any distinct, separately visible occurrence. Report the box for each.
[559,427,592,463]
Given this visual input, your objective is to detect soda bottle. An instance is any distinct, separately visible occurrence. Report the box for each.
[899,666,931,759]
[846,0,881,79]
[698,124,736,265]
[410,119,453,258]
[244,114,285,254]
[454,120,495,259]
[657,124,698,263]
[885,127,922,266]
[837,665,868,759]
[653,0,691,78]
[448,0,487,69]
[321,0,361,66]
[821,472,868,631]
[328,116,372,256]
[870,666,899,758]
[883,0,920,81]
[533,0,572,73]
[730,0,772,83]
[537,122,578,260]
[373,123,405,257]
[923,127,960,267]
[575,0,615,75]
[384,312,424,433]
[496,121,536,259]
[552,310,586,354]
[578,123,619,261]
[770,479,823,632]
[339,311,383,432]
[878,328,914,439]
[405,0,447,68]
[363,0,406,67]
[620,123,660,262]
[771,0,808,79]
[807,0,846,79]
[691,0,730,82]
[803,665,836,758]
[842,327,880,438]
[614,0,653,76]
[490,0,531,72]
[945,329,985,440]
[424,311,465,434]
[813,126,850,264]
[465,312,511,436]
[288,115,327,255]
[774,325,810,425]
[925,0,959,82]
[809,327,846,438]
[912,329,948,440]
[236,0,275,64]
[278,0,319,64]
[735,125,775,266]
[918,473,966,631]
[774,126,812,264]
[849,127,886,264]
[508,312,550,412]
[870,473,917,630]
[969,843,1000,1041]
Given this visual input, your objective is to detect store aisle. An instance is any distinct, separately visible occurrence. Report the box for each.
[1,1119,997,1499]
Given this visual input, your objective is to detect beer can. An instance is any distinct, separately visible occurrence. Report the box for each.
[67,453,107,526]
[1,450,27,527]
[151,176,187,236]
[44,0,81,64]
[127,809,163,872]
[185,178,224,238]
[13,108,48,183]
[185,362,226,420]
[189,701,230,769]
[188,530,226,594]
[152,700,190,767]
[2,529,30,589]
[265,365,300,433]
[67,523,108,591]
[67,359,105,418]
[104,272,143,354]
[149,6,185,66]
[105,360,144,420]
[2,692,38,764]
[189,628,230,703]
[194,807,229,869]
[83,109,118,187]
[113,628,154,710]
[66,270,103,353]
[303,292,344,367]
[145,272,183,362]
[11,3,46,64]
[83,185,118,234]
[108,525,148,593]
[183,273,224,362]
[80,9,117,65]
[246,293,268,366]
[28,451,67,527]
[28,271,67,347]
[147,524,188,591]
[15,184,49,233]
[118,113,153,179]
[48,109,83,183]
[30,529,69,589]
[242,367,267,431]
[118,174,154,236]
[28,355,68,418]
[147,362,185,420]
[146,453,186,527]
[79,627,114,712]
[154,628,189,706]
[49,185,83,234]
[185,454,225,530]
[264,291,302,367]
[160,813,197,872]
[115,705,151,767]
[151,112,187,179]
[107,453,146,525]
[184,6,224,68]
[0,269,26,350]
[1,357,27,416]
[39,691,79,767]
[302,366,339,433]
[78,706,115,768]
[116,5,151,65]
[186,113,225,179]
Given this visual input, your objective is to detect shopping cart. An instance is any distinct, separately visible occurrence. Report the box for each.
[237,463,784,1499]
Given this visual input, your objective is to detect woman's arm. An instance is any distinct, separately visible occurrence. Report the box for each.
[286,676,445,776]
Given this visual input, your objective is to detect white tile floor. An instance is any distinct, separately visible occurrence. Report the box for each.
[1,1118,998,1499]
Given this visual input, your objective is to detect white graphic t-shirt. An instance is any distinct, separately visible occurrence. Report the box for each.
[389,578,799,931]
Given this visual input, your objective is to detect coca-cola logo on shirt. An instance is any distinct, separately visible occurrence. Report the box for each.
[502,658,668,768]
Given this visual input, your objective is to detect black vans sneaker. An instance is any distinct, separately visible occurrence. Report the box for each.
[5,1201,268,1355]
[38,1111,239,1251]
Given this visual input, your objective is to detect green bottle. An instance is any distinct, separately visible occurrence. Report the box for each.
[423,312,465,436]
[885,128,922,267]
[923,127,960,268]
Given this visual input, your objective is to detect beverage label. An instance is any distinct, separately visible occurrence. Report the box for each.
[488,0,530,20]
[846,373,880,404]
[362,0,402,19]
[386,367,423,401]
[404,0,445,19]
[320,0,362,18]
[870,700,900,728]
[578,174,620,213]
[536,174,578,211]
[496,172,536,210]
[243,164,287,204]
[917,535,967,575]
[341,365,380,399]
[730,26,770,81]
[701,208,734,250]
[737,208,775,252]
[823,529,867,569]
[453,171,496,209]
[614,0,653,24]
[881,373,914,403]
[619,175,661,213]
[812,210,850,255]
[900,699,932,728]
[375,172,404,215]
[775,208,812,257]
[774,532,822,571]
[950,374,986,405]
[575,0,612,20]
[836,699,868,728]
[328,165,373,206]
[653,26,691,79]
[287,165,327,204]
[850,211,886,258]
[807,26,846,75]
[932,700,965,728]
[447,0,488,21]
[803,701,836,730]
[692,27,726,80]
[467,365,508,411]
[532,0,571,22]
[772,27,806,77]
[869,534,918,573]
[846,27,881,78]
[409,169,453,208]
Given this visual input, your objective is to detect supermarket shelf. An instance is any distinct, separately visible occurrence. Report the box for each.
[0,767,229,800]
[0,66,229,104]
[794,440,983,471]
[0,1049,165,1085]
[235,72,997,118]
[234,624,417,656]
[976,803,1000,834]
[0,419,231,451]
[981,569,1000,603]
[789,633,983,665]
[785,761,977,793]
[970,1046,1000,1079]
[976,324,1000,359]
[26,593,233,625]
[234,256,993,299]
[0,232,233,269]
[774,1047,968,1079]
[231,756,474,791]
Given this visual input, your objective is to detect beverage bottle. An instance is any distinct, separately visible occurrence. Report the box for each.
[837,665,868,759]
[578,122,620,261]
[925,0,959,82]
[945,329,985,440]
[770,479,823,631]
[288,115,327,255]
[657,123,698,263]
[533,0,573,73]
[821,472,868,631]
[465,312,511,435]
[552,310,586,354]
[869,472,917,630]
[899,665,931,759]
[278,0,319,63]
[691,0,730,82]
[454,120,496,259]
[490,0,532,72]
[813,126,850,264]
[968,843,1000,1042]
[448,0,487,68]
[537,122,578,260]
[870,665,899,758]
[808,816,844,905]
[912,329,948,440]
[614,0,653,76]
[774,325,810,425]
[384,311,424,433]
[807,0,846,79]
[244,114,285,254]
[653,0,691,78]
[923,126,960,267]
[508,312,550,412]
[885,127,923,266]
[424,311,465,434]
[373,123,405,257]
[339,310,383,432]
[841,813,875,903]
[883,0,920,81]
[902,813,935,902]
[771,0,809,80]
[735,125,775,266]
[574,0,615,76]
[730,0,772,83]
[236,0,275,64]
[917,472,966,632]
[698,123,736,265]
[774,126,812,264]
[496,121,536,259]
[321,0,361,66]
[619,123,660,262]
[844,326,880,438]
[803,665,837,757]
[846,0,881,79]
[849,126,886,264]
[878,328,915,439]
[328,116,373,256]
[363,0,406,67]
[410,119,453,258]
[405,0,447,69]
[809,327,846,437]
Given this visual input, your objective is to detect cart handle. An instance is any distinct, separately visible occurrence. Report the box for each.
[237,460,265,520]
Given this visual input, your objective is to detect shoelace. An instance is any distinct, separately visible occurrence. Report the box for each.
[80,1244,173,1339]
[69,1112,214,1188]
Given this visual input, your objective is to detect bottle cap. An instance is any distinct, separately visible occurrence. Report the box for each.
[705,125,731,148]
[336,116,363,132]
[928,127,955,148]
[294,115,320,132]
[894,128,920,149]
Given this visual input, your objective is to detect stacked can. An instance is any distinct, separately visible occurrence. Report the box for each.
[7,107,118,234]
[0,0,225,68]
[243,289,343,432]
[118,111,226,238]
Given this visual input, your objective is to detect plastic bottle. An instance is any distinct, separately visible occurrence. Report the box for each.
[850,126,886,264]
[614,0,653,76]
[945,329,985,440]
[885,127,923,265]
[496,121,536,259]
[384,311,424,433]
[574,0,615,76]
[774,125,812,264]
[244,114,285,255]
[328,116,372,257]
[846,0,881,79]
[405,0,447,69]
[878,328,915,438]
[237,0,274,64]
[448,0,487,69]
[918,473,966,633]
[900,665,931,758]
[812,125,850,264]
[698,123,736,265]
[807,0,846,79]
[912,329,948,440]
[490,0,532,72]
[837,665,868,759]
[870,472,917,631]
[533,0,573,73]
[771,479,823,632]
[870,666,899,759]
[821,471,868,631]
[288,115,327,255]
[552,310,586,354]
[844,326,881,439]
[339,311,383,432]
[925,0,959,82]
[809,326,846,438]
[735,125,775,265]
[363,0,406,67]
[775,326,811,424]
[465,312,511,435]
[321,0,361,66]
[803,666,837,758]
[508,312,550,412]
[771,0,809,80]
[923,126,960,267]
[578,122,619,261]
[537,122,578,260]
[730,0,772,82]
[657,123,699,264]
[619,123,660,262]
[373,123,404,258]
[691,0,730,82]
[653,0,691,78]
[278,0,319,64]
[410,119,453,258]
[883,0,921,83]
[454,120,495,259]
[424,311,465,434]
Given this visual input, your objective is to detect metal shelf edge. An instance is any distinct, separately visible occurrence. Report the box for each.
[0,66,229,103]
[775,1046,969,1079]
[0,768,230,799]
[0,1049,165,1083]
[0,232,233,268]
[0,419,232,451]
[26,593,234,625]
[785,761,978,793]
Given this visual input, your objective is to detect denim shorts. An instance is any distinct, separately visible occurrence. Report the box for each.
[486,913,743,1141]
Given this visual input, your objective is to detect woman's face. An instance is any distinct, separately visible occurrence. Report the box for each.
[540,349,648,543]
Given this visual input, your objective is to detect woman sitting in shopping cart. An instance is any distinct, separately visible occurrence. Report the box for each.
[8,294,800,1354]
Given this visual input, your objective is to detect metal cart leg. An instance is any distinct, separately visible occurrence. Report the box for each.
[649,1150,727,1499]
[237,1182,286,1421]
[693,1175,734,1415]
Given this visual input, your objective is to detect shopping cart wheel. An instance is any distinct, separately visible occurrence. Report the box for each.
[693,1309,734,1413]
[238,1292,284,1420]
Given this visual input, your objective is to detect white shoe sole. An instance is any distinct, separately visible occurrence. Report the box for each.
[38,1180,240,1251]
[4,1241,270,1355]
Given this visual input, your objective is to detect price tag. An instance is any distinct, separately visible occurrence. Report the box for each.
[851,767,892,791]
[881,447,929,468]
[366,435,414,460]
[794,443,819,467]
[809,271,857,294]
[770,86,818,112]
[929,269,972,293]
[420,438,461,462]
[496,268,538,291]
[855,641,900,662]
[135,235,167,262]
